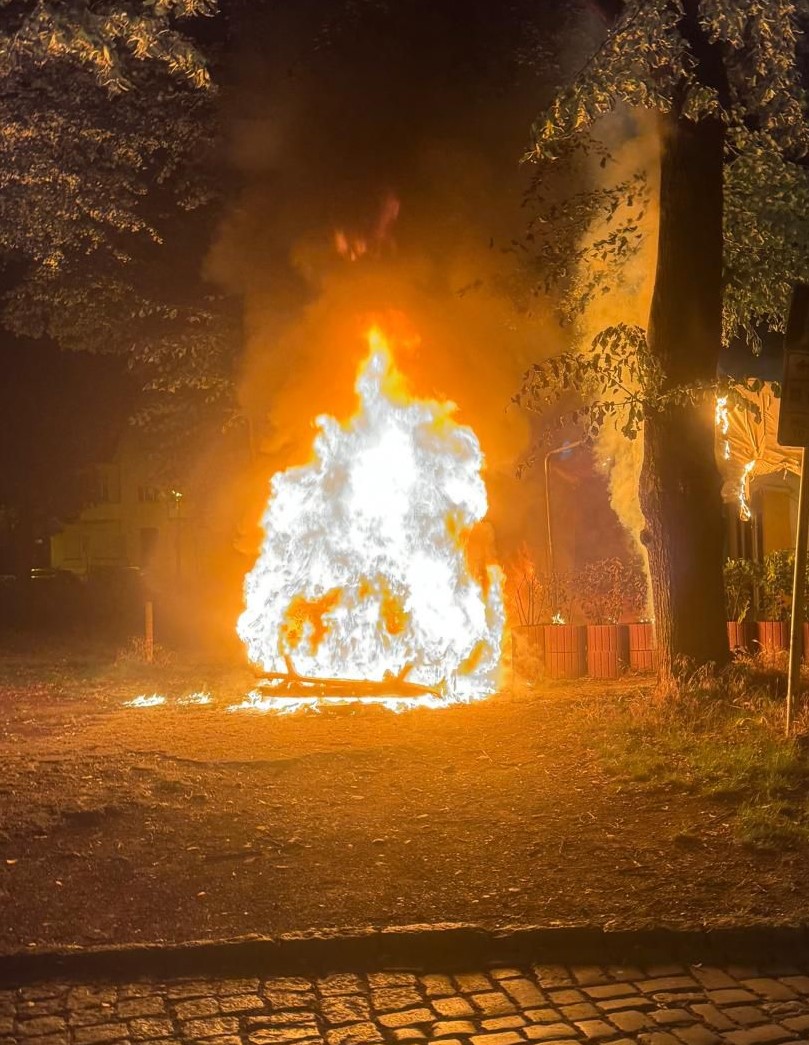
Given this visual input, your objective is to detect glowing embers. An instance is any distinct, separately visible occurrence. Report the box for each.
[238,324,505,710]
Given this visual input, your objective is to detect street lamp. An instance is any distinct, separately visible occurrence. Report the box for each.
[544,440,584,579]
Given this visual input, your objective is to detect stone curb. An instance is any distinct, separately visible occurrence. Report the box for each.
[1,922,809,986]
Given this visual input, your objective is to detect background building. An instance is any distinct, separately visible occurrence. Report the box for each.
[50,440,198,583]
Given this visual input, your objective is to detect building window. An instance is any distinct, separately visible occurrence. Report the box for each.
[95,466,121,505]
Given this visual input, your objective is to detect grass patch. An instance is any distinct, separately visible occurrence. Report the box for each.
[735,799,809,848]
[592,658,809,849]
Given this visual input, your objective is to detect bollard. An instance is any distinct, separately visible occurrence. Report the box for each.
[144,600,154,664]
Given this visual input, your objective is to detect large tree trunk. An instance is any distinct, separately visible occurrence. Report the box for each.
[640,108,729,677]
[588,0,731,676]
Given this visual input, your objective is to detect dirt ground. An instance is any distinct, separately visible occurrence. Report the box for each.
[1,641,807,955]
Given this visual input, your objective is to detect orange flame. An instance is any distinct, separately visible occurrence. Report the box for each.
[238,323,504,705]
[334,193,400,262]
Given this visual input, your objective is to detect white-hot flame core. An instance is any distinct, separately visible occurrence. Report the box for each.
[238,327,505,703]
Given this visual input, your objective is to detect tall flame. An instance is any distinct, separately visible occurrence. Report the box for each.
[238,325,505,704]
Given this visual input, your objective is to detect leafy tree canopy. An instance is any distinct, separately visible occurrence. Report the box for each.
[0,0,218,281]
[517,0,809,438]
[1,0,216,91]
[0,1,232,479]
[529,1,808,163]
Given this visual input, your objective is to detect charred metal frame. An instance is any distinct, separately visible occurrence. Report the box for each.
[256,659,442,700]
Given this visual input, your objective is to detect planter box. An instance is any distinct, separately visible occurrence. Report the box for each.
[756,620,790,653]
[511,624,545,679]
[727,621,756,652]
[587,624,629,679]
[627,622,657,673]
[543,624,587,680]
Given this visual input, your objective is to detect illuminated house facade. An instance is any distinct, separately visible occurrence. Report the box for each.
[50,445,198,581]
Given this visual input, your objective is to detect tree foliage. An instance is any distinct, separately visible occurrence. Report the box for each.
[574,555,647,624]
[0,2,233,480]
[0,1,218,284]
[1,1,216,92]
[515,322,770,449]
[0,75,216,286]
[520,156,649,313]
[528,1,809,162]
[519,0,809,438]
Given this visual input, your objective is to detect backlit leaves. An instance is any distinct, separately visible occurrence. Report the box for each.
[0,2,218,279]
[0,1,216,92]
[0,1,221,366]
[528,0,809,161]
[526,1,694,163]
[521,159,649,316]
[515,323,767,444]
[724,127,809,342]
[0,0,228,479]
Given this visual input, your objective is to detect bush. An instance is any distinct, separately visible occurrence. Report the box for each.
[505,547,552,625]
[504,548,574,624]
[761,550,794,621]
[574,557,648,624]
[724,551,809,623]
[548,570,574,623]
[724,557,761,622]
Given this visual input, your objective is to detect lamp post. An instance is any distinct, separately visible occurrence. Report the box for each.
[170,489,183,579]
[544,440,584,579]
[777,283,809,736]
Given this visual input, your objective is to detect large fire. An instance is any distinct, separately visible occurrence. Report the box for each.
[237,324,505,709]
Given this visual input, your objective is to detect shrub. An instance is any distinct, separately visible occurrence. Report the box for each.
[504,549,574,625]
[505,547,552,626]
[724,557,761,623]
[574,557,648,625]
[761,550,795,621]
[549,570,574,623]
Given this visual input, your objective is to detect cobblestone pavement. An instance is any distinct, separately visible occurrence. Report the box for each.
[6,962,809,1045]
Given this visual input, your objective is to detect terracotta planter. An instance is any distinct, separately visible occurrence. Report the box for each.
[756,620,790,653]
[511,624,545,679]
[627,622,657,673]
[586,624,629,679]
[727,621,756,652]
[542,624,586,680]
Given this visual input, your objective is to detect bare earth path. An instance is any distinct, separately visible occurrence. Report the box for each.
[0,648,807,952]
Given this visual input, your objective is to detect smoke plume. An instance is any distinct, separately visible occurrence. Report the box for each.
[568,108,660,573]
[206,1,567,565]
